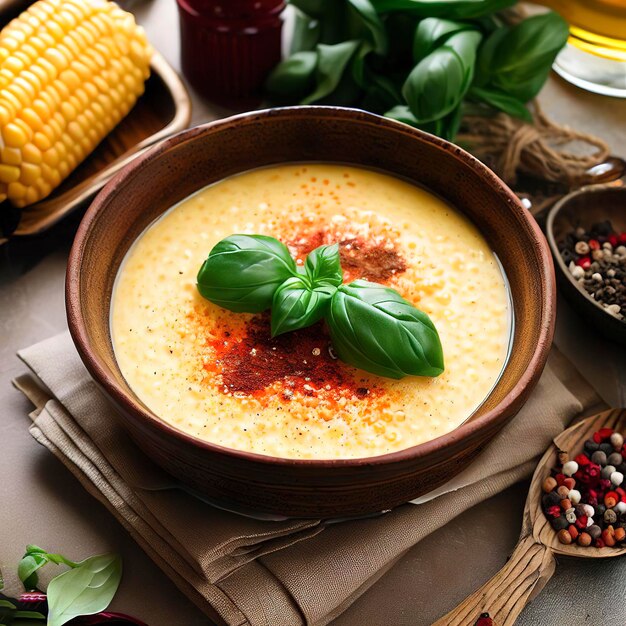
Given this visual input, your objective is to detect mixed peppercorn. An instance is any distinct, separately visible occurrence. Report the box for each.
[542,427,626,548]
[558,221,626,322]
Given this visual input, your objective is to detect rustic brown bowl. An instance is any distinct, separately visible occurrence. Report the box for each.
[66,107,555,518]
[546,185,626,346]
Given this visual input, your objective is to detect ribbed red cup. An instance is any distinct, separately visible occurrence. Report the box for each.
[176,0,284,107]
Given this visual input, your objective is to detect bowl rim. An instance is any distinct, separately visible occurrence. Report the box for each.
[66,105,556,469]
[546,185,626,326]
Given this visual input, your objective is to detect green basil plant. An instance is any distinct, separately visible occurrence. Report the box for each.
[265,0,569,140]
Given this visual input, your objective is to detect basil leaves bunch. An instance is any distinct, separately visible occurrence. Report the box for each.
[197,234,444,379]
[16,545,122,626]
[265,0,568,140]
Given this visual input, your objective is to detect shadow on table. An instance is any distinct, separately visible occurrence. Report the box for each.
[0,206,85,286]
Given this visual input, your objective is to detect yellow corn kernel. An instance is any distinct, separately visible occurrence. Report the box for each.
[59,68,80,91]
[21,44,39,60]
[8,181,27,200]
[23,186,39,206]
[46,20,65,41]
[0,105,11,125]
[1,147,20,165]
[3,122,27,147]
[22,143,42,164]
[0,164,20,183]
[4,56,23,73]
[44,48,68,71]
[42,146,58,166]
[67,120,82,141]
[19,162,40,185]
[41,163,61,187]
[7,84,30,107]
[1,37,20,52]
[21,70,43,93]
[13,76,36,101]
[13,118,33,142]
[19,108,43,132]
[33,131,51,151]
[29,36,46,53]
[36,57,59,81]
[60,100,77,122]
[0,89,19,114]
[34,177,52,199]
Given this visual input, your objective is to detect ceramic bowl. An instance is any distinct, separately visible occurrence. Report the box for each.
[66,107,555,518]
[547,185,626,346]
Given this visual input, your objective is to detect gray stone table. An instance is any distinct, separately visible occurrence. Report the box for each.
[1,1,625,624]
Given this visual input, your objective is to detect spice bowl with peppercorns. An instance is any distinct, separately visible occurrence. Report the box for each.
[547,185,626,345]
[434,409,626,626]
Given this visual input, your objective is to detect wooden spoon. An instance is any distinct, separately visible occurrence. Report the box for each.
[434,408,626,626]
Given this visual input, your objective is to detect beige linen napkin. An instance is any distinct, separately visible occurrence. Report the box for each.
[14,332,600,626]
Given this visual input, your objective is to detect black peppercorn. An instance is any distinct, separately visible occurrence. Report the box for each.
[551,516,569,531]
[543,491,562,508]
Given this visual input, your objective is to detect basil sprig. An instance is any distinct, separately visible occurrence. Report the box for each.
[271,243,343,336]
[265,0,568,141]
[197,236,444,379]
[17,545,122,626]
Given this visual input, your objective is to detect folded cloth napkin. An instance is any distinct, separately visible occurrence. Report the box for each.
[14,332,601,626]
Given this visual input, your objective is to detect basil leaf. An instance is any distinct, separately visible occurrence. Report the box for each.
[18,554,47,590]
[197,235,297,313]
[327,280,444,378]
[46,554,122,626]
[402,30,481,123]
[301,40,360,104]
[305,243,343,287]
[370,0,515,18]
[266,51,318,102]
[347,0,387,55]
[385,104,420,126]
[413,17,473,61]
[384,104,461,140]
[291,9,321,53]
[475,13,569,102]
[271,276,336,337]
[468,85,532,121]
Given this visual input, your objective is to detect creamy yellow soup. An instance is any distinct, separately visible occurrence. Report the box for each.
[112,164,511,459]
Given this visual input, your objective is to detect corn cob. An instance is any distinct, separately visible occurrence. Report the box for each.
[0,0,152,208]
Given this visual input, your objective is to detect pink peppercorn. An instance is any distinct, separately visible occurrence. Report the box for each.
[619,233,626,244]
[598,428,614,441]
[589,239,601,250]
[576,256,591,269]
[575,515,588,529]
[547,505,562,518]
[600,479,612,491]
[587,464,601,484]
[575,454,590,466]
[608,235,619,247]
[555,473,566,486]
[595,538,605,548]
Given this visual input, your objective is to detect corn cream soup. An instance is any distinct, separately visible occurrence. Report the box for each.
[112,164,511,459]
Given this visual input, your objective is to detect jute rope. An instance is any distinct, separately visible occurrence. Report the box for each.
[458,100,611,186]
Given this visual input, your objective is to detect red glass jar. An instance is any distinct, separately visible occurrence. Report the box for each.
[176,0,285,107]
